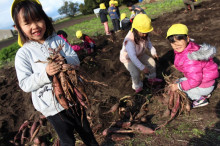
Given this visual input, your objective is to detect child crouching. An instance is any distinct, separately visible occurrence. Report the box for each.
[167,24,219,108]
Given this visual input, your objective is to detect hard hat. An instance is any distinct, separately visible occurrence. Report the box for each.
[166,24,188,38]
[11,0,41,47]
[114,1,118,6]
[76,30,83,39]
[99,3,106,9]
[121,13,126,20]
[131,14,153,33]
[109,1,115,6]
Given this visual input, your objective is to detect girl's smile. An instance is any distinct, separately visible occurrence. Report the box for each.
[17,8,46,44]
[171,37,189,53]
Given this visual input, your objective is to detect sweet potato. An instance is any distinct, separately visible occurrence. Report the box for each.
[130,124,154,134]
[53,75,69,109]
[111,134,131,141]
[171,92,180,118]
[103,103,119,114]
[30,121,39,138]
[168,91,174,110]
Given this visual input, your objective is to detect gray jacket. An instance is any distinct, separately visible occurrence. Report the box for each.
[15,34,80,117]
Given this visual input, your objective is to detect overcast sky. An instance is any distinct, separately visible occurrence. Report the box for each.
[0,0,84,30]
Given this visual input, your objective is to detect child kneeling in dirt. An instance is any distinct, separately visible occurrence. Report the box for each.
[167,24,219,108]
[76,30,96,54]
[12,0,98,145]
[120,14,162,93]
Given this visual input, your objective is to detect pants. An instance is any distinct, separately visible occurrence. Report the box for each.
[178,77,215,100]
[183,0,195,11]
[123,54,156,90]
[111,19,120,32]
[47,106,98,146]
[103,21,110,34]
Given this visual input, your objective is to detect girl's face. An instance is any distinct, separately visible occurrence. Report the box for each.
[138,31,148,39]
[170,37,189,53]
[17,8,46,44]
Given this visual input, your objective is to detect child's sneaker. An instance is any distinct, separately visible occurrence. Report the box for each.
[192,96,209,108]
[135,87,143,93]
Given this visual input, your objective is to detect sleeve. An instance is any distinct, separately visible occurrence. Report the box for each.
[180,61,203,91]
[147,36,157,56]
[125,41,145,70]
[15,49,51,93]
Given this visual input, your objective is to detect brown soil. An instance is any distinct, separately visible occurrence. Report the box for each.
[1,0,220,145]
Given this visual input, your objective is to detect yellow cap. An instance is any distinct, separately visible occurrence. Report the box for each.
[76,30,83,39]
[11,0,41,46]
[166,24,188,38]
[114,1,118,6]
[99,3,106,9]
[121,13,126,20]
[131,14,153,33]
[109,1,115,6]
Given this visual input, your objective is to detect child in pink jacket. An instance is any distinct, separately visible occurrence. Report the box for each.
[167,24,219,108]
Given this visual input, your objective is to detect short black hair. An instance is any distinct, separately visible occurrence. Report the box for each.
[57,30,68,38]
[167,34,188,43]
[12,0,55,44]
[127,2,133,7]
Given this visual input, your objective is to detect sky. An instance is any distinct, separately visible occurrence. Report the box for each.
[0,0,84,30]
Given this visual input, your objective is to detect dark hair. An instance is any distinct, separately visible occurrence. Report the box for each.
[57,30,68,38]
[133,28,149,45]
[12,1,55,44]
[167,34,188,43]
[127,2,133,7]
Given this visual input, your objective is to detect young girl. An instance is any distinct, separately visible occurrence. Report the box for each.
[76,30,96,54]
[99,3,111,35]
[120,14,161,93]
[167,24,219,108]
[11,0,98,145]
[57,30,82,52]
[108,1,120,32]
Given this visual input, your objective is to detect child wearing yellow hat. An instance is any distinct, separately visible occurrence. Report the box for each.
[183,0,198,12]
[120,13,132,31]
[11,0,98,145]
[99,3,111,35]
[108,1,120,32]
[120,14,162,93]
[167,23,219,108]
[76,30,96,54]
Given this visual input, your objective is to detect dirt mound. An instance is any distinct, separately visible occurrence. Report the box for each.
[1,0,220,145]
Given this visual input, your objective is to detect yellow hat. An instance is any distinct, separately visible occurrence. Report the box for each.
[121,13,126,20]
[109,1,115,6]
[99,3,106,9]
[11,0,41,46]
[114,1,118,6]
[76,30,83,39]
[131,14,153,33]
[166,24,188,38]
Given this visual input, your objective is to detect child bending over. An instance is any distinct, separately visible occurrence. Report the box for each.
[120,14,162,93]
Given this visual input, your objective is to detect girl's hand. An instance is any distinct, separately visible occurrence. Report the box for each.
[143,66,149,74]
[52,53,65,64]
[46,62,62,76]
[62,64,79,71]
[169,83,178,92]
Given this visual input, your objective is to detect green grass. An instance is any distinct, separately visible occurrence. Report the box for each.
[0,0,203,67]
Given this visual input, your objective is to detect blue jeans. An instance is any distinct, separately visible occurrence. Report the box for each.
[178,77,215,100]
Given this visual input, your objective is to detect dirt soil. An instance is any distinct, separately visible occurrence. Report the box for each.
[1,0,220,145]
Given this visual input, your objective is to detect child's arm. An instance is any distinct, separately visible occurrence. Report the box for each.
[147,36,158,59]
[126,41,146,71]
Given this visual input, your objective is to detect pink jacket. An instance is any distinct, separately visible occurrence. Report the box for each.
[175,41,219,91]
[58,34,81,52]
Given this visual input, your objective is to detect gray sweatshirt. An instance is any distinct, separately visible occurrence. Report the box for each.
[15,34,80,117]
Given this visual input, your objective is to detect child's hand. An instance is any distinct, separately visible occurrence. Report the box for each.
[46,62,62,76]
[143,66,149,74]
[62,64,79,71]
[52,53,65,64]
[169,83,178,92]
